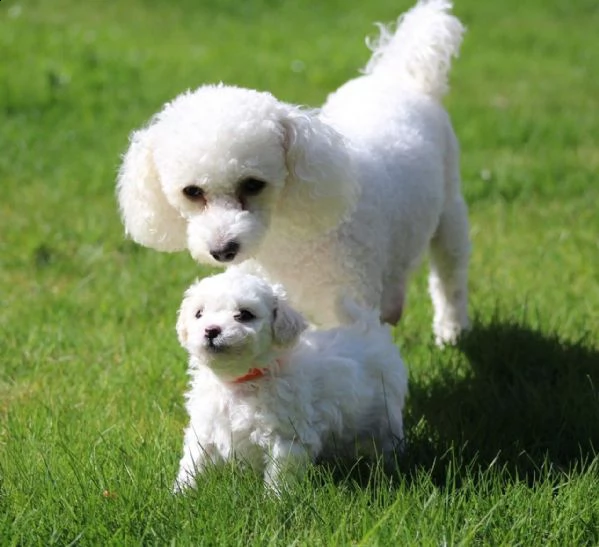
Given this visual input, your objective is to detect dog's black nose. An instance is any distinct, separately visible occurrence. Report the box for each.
[204,326,222,340]
[209,241,240,262]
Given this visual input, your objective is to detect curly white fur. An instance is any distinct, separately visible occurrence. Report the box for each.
[117,0,470,345]
[173,268,407,493]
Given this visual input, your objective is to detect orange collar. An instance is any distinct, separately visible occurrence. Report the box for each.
[230,367,268,384]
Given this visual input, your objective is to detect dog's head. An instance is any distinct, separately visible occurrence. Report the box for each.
[117,85,358,264]
[176,268,307,380]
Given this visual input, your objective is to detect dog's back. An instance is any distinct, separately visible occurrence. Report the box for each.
[322,0,463,200]
[267,306,408,457]
[316,1,470,340]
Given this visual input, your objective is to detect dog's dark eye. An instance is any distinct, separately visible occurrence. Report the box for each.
[195,309,203,319]
[234,309,256,322]
[183,185,205,201]
[239,178,266,197]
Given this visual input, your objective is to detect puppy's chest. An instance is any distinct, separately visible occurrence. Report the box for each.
[225,391,284,449]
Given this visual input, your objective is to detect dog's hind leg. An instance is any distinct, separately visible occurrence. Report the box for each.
[428,193,470,346]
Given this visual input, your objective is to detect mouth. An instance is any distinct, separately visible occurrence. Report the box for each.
[202,339,250,358]
[204,339,229,353]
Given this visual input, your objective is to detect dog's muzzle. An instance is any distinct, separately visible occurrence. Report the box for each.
[209,241,240,262]
[204,326,222,340]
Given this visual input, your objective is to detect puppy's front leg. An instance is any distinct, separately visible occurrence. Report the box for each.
[173,428,219,493]
[264,438,310,495]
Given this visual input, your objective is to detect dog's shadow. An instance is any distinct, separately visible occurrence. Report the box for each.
[402,318,599,484]
[326,318,599,490]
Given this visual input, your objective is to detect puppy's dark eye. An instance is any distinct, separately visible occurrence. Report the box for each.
[183,185,205,201]
[234,309,256,322]
[195,309,203,319]
[239,178,266,197]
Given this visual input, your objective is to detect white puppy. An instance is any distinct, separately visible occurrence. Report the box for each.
[118,0,470,345]
[173,268,407,493]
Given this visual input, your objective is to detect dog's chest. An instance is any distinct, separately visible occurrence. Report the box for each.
[223,390,280,463]
[256,236,354,326]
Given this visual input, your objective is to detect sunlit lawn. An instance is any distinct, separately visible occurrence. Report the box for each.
[1,0,598,543]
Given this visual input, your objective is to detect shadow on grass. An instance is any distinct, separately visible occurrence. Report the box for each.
[402,318,599,485]
[323,318,599,491]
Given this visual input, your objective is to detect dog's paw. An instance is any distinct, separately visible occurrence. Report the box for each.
[172,471,196,494]
[263,467,302,498]
[434,318,470,348]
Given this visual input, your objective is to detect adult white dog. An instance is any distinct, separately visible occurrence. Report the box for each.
[173,268,407,493]
[118,0,470,345]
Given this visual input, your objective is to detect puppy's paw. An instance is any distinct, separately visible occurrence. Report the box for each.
[172,470,196,494]
[264,442,310,496]
[263,466,301,498]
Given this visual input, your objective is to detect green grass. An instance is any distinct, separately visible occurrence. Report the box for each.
[1,0,599,543]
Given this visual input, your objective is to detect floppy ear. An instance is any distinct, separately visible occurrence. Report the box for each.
[117,127,188,251]
[176,301,190,347]
[278,108,359,234]
[272,299,308,347]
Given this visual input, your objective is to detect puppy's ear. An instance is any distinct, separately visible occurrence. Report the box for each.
[176,282,202,348]
[272,299,307,347]
[117,127,188,251]
[278,108,359,234]
[176,303,189,347]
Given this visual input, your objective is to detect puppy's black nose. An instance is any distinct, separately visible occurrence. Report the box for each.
[209,241,240,262]
[204,326,222,340]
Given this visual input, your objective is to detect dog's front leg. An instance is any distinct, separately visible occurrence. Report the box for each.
[173,429,219,493]
[264,438,310,495]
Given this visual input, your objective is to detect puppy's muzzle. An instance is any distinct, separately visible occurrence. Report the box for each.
[209,241,240,263]
[204,326,222,340]
[204,325,226,352]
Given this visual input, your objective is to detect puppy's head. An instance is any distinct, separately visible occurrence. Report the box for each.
[117,85,358,264]
[176,269,307,380]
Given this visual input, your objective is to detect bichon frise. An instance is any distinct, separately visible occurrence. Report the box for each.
[173,268,408,493]
[118,0,470,345]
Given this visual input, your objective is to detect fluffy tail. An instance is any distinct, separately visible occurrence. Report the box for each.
[363,0,464,100]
